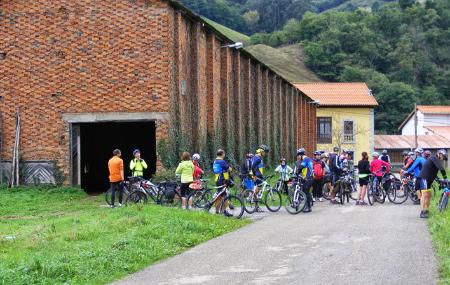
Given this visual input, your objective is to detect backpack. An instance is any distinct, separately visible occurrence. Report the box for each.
[213,160,222,174]
[313,160,324,180]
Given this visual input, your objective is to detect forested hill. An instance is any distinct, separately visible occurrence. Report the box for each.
[182,0,450,134]
[179,0,395,34]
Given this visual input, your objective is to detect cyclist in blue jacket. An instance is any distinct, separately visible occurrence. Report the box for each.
[251,145,270,198]
[294,148,314,213]
[407,148,426,205]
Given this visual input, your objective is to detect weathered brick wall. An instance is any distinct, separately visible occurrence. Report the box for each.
[1,0,317,184]
[0,0,172,178]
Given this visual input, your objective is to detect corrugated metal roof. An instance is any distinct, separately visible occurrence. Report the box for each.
[425,126,450,140]
[375,135,450,149]
[293,83,378,107]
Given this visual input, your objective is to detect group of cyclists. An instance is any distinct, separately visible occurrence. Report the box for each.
[109,142,448,219]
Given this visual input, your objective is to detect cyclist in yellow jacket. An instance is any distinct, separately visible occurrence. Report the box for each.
[130,149,148,177]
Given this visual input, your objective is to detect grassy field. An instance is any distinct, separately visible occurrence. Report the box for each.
[202,17,250,45]
[428,174,450,284]
[245,44,322,83]
[0,186,249,285]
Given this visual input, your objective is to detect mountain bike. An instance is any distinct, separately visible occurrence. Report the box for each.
[438,179,450,213]
[274,173,291,195]
[334,171,359,204]
[191,179,214,209]
[367,174,386,205]
[125,177,161,205]
[242,175,282,213]
[105,180,131,206]
[203,184,244,219]
[157,181,182,208]
[387,173,417,204]
[285,176,307,214]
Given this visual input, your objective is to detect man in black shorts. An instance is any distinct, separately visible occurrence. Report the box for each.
[417,149,447,218]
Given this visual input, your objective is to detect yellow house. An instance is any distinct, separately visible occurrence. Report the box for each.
[294,83,378,158]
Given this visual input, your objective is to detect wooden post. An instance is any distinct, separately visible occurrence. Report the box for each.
[414,103,418,149]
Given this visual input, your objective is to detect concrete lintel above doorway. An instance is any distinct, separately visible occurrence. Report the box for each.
[62,112,168,123]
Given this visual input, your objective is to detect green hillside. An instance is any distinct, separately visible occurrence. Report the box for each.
[202,17,250,45]
[245,44,322,83]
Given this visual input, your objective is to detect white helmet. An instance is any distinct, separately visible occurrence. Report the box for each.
[192,153,201,161]
[372,152,380,157]
[415,148,424,154]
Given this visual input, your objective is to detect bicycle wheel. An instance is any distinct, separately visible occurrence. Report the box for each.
[376,188,386,204]
[160,192,182,208]
[339,185,345,205]
[438,194,448,213]
[367,183,375,206]
[125,190,148,205]
[220,195,244,219]
[192,189,212,208]
[264,188,282,212]
[388,181,408,204]
[243,191,258,214]
[285,190,306,214]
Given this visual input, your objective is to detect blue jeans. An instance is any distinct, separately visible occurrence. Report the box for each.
[372,176,380,193]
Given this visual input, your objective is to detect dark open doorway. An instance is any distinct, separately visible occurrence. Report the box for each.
[77,122,156,193]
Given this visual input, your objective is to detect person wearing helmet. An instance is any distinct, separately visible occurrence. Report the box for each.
[370,152,390,194]
[240,153,254,191]
[417,149,448,218]
[192,153,204,182]
[380,149,391,164]
[251,145,270,203]
[294,148,314,212]
[328,147,341,189]
[130,149,148,177]
[424,150,431,159]
[275,158,293,195]
[312,151,327,202]
[407,148,426,205]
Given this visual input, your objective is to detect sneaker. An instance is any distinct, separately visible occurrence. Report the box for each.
[330,199,338,204]
[356,200,360,205]
[420,211,426,218]
[359,201,368,206]
[303,207,312,213]
[110,205,115,208]
[413,200,420,205]
[319,197,323,202]
[117,203,122,208]
[224,211,233,217]
[312,197,316,202]
[423,210,429,218]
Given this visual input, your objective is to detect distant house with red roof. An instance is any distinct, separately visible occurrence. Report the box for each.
[294,82,378,158]
[375,105,450,168]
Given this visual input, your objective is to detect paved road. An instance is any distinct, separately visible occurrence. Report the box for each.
[113,202,438,285]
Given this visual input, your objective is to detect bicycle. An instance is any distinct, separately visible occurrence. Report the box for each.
[125,177,162,205]
[334,170,359,204]
[387,173,417,204]
[202,184,244,219]
[242,175,282,213]
[285,176,307,214]
[274,175,291,195]
[367,174,387,205]
[191,179,214,209]
[437,179,450,213]
[105,180,131,206]
[157,180,182,208]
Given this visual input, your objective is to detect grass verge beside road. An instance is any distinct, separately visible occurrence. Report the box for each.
[428,175,450,284]
[0,186,249,285]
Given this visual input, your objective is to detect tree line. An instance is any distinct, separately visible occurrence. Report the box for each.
[179,0,392,34]
[249,0,450,133]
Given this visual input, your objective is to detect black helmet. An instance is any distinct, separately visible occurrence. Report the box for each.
[313,151,321,156]
[246,153,254,159]
[259,144,270,153]
[297,148,305,156]
[333,146,339,152]
[280,157,286,162]
[133,149,141,155]
[402,150,409,156]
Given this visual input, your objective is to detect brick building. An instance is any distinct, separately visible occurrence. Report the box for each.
[0,0,317,192]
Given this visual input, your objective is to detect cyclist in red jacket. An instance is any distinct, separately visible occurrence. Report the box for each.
[370,152,390,193]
